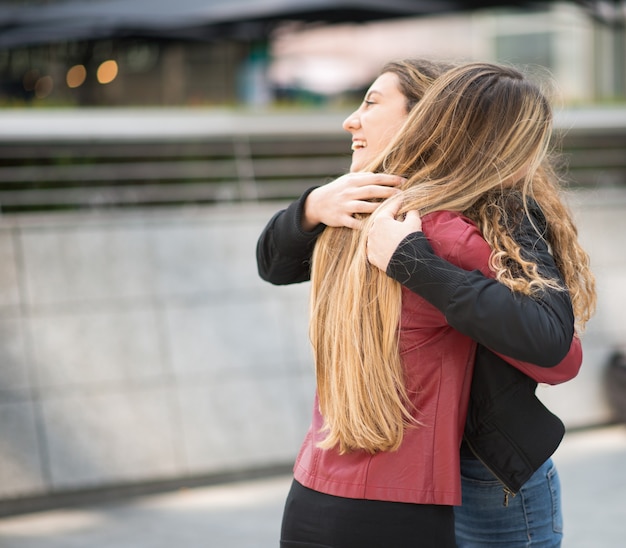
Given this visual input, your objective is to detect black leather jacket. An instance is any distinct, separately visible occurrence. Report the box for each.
[256,188,576,499]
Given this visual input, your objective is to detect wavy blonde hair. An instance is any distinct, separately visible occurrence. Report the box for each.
[310,61,596,455]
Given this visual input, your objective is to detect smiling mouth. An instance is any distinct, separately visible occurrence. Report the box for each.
[351,140,367,151]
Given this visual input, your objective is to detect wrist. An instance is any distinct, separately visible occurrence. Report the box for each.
[301,189,322,231]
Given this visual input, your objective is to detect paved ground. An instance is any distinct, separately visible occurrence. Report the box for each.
[0,425,624,548]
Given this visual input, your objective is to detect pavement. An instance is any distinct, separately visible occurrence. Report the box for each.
[0,425,624,548]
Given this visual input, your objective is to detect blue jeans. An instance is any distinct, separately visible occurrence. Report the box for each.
[454,457,563,547]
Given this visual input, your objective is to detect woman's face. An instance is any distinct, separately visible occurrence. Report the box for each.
[343,72,409,173]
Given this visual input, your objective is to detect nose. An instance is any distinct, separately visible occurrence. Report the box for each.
[342,111,360,132]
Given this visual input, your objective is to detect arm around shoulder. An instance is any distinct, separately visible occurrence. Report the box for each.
[386,214,574,367]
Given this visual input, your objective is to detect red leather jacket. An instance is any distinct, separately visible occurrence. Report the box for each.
[294,212,490,504]
[293,210,579,506]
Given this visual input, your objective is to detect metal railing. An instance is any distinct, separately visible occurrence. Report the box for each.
[0,109,353,212]
[0,108,624,213]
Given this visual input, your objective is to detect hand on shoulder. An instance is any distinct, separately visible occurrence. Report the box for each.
[366,197,422,272]
[301,172,404,231]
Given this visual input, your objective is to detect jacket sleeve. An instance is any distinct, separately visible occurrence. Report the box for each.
[493,336,582,385]
[386,209,575,368]
[256,187,324,285]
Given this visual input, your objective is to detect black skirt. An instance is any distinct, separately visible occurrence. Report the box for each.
[280,479,456,548]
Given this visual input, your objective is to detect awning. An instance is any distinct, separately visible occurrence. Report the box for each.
[0,0,562,49]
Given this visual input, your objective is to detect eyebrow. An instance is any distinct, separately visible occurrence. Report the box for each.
[365,90,383,100]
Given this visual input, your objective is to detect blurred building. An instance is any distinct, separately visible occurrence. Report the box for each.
[0,1,624,107]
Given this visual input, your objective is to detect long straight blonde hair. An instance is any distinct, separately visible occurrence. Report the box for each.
[310,61,596,455]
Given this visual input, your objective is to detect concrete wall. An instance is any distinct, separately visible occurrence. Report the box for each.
[0,189,624,505]
[0,203,314,504]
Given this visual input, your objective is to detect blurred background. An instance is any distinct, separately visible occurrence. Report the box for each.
[0,0,625,520]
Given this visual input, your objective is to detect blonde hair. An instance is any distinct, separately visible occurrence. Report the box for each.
[310,61,596,455]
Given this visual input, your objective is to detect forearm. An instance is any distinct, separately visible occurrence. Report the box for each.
[256,187,324,285]
[494,335,582,385]
[387,232,574,367]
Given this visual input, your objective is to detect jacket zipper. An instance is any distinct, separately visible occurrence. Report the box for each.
[462,437,518,507]
[502,486,515,507]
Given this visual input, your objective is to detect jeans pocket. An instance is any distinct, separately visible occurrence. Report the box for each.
[459,457,502,485]
[546,463,563,534]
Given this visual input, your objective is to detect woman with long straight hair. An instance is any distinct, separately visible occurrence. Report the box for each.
[258,60,595,547]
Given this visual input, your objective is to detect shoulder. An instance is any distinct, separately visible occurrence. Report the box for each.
[422,210,474,235]
[421,210,480,253]
[421,210,493,275]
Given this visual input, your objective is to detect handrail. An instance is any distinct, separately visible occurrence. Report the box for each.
[0,108,624,213]
[1,107,626,141]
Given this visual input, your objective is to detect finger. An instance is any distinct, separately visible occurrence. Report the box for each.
[354,184,401,201]
[372,174,406,186]
[402,210,422,231]
[376,196,403,219]
[349,200,385,215]
[403,210,421,223]
[350,173,405,188]
[342,215,363,230]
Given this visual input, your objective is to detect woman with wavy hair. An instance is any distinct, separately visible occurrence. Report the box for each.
[258,60,595,547]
